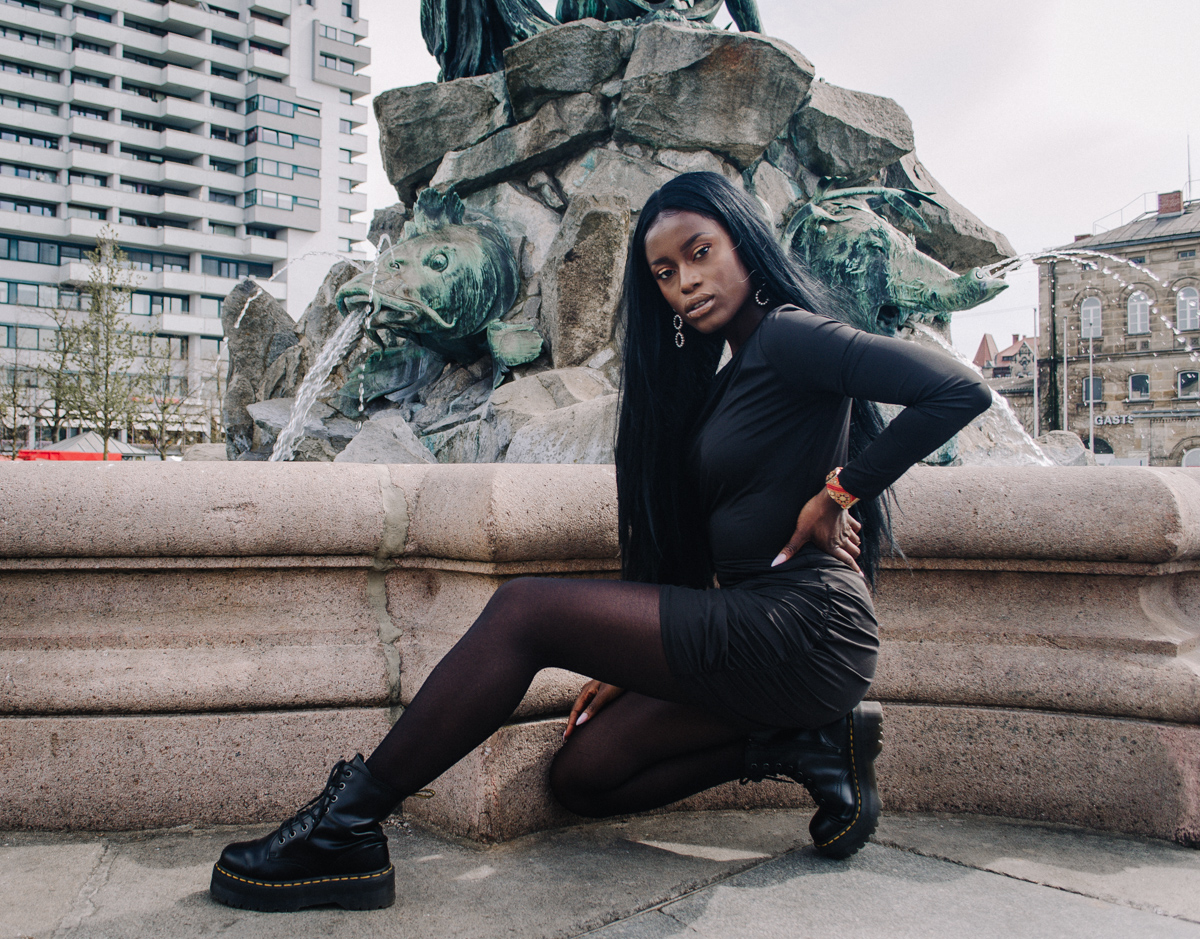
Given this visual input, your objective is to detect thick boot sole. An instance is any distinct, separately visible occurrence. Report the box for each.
[210,863,395,912]
[810,700,884,860]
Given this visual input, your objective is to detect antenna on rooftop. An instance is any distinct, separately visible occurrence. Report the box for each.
[1189,135,1194,202]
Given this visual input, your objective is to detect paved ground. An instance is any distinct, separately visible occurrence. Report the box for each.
[3,810,1199,938]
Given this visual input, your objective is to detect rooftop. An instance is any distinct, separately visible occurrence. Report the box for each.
[1067,196,1200,252]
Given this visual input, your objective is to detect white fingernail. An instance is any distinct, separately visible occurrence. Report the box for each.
[575,712,589,725]
[771,553,787,568]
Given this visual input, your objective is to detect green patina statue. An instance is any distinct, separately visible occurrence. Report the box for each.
[422,0,763,80]
[781,184,1008,336]
[332,189,541,416]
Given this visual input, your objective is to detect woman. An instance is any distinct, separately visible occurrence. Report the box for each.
[209,172,992,913]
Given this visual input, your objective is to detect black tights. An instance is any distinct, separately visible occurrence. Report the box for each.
[365,578,756,818]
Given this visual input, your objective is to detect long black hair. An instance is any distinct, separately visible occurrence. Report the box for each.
[615,171,894,588]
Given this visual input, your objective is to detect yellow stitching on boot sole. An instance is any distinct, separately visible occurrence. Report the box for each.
[815,716,863,848]
[214,864,394,888]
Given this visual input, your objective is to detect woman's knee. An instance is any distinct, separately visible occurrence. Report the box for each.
[548,743,614,819]
[484,577,550,623]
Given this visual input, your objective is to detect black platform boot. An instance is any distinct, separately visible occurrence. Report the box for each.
[744,701,883,860]
[210,755,402,912]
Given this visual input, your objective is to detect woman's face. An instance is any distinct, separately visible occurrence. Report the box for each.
[644,210,751,336]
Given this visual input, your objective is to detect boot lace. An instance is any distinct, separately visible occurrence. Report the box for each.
[277,760,351,844]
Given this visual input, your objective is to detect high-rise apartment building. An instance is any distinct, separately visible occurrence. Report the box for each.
[0,0,370,445]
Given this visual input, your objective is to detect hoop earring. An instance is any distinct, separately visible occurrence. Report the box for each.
[755,288,770,308]
[672,314,685,348]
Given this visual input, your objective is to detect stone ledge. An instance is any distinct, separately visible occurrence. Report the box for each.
[3,464,1200,564]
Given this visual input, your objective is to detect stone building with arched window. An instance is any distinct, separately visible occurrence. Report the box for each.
[1037,191,1200,465]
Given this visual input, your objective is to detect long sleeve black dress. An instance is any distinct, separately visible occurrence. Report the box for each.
[659,306,992,729]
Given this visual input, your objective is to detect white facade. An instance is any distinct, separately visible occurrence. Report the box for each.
[0,0,370,431]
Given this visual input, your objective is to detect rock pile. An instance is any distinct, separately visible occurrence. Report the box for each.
[224,16,1020,465]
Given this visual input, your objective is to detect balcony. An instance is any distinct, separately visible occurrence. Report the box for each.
[0,34,68,70]
[64,181,116,206]
[247,17,290,47]
[162,32,212,69]
[66,47,117,77]
[160,311,223,337]
[244,234,288,260]
[246,49,289,79]
[249,0,292,21]
[313,30,370,67]
[245,203,320,233]
[1,178,63,208]
[338,130,368,155]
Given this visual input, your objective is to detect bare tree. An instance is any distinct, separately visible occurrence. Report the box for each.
[138,334,191,460]
[37,303,82,445]
[1,347,39,459]
[66,229,144,458]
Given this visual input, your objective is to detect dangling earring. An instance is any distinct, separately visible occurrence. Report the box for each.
[673,314,685,348]
[755,287,770,307]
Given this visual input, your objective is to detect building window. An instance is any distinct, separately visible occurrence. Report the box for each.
[69,138,106,153]
[339,237,353,252]
[130,293,189,316]
[1129,373,1150,400]
[246,226,275,239]
[2,127,60,148]
[2,162,57,183]
[202,256,273,279]
[212,64,240,80]
[1083,377,1103,403]
[248,40,284,56]
[209,190,237,205]
[210,222,236,236]
[210,127,239,143]
[2,281,59,307]
[210,158,238,173]
[211,96,238,112]
[338,149,354,163]
[339,118,354,134]
[75,7,112,21]
[0,93,59,116]
[338,177,355,193]
[2,198,56,216]
[1080,297,1102,340]
[68,171,107,187]
[72,71,109,87]
[339,90,353,105]
[72,39,109,54]
[0,59,59,82]
[1127,291,1150,335]
[1180,371,1200,399]
[342,1,353,16]
[1181,250,1197,260]
[199,296,223,317]
[250,9,285,25]
[69,104,108,121]
[125,250,189,272]
[211,34,239,49]
[1179,287,1200,331]
[338,207,352,223]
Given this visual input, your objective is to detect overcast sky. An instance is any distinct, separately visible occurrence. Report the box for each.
[359,0,1200,358]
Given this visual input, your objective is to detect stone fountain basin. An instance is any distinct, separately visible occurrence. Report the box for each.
[0,462,1197,846]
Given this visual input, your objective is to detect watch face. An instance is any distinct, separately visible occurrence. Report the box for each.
[605,0,724,18]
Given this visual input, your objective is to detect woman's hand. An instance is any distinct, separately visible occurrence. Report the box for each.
[564,680,625,740]
[771,489,863,575]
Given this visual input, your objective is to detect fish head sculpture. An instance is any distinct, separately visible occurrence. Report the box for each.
[336,188,520,361]
[782,188,1007,336]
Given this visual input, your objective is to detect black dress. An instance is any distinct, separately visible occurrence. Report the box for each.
[659,306,992,729]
